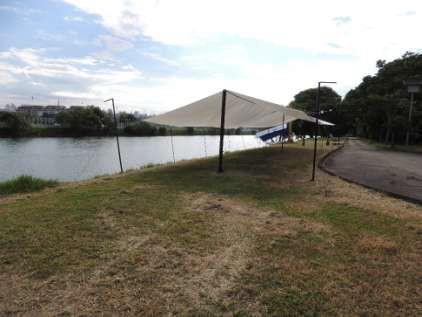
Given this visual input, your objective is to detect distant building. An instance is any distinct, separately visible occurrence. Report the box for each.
[0,104,17,112]
[45,105,66,114]
[17,105,66,127]
[69,105,84,111]
[17,105,45,117]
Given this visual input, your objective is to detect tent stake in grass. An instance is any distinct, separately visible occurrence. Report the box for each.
[104,98,124,174]
[312,81,336,182]
[218,89,227,173]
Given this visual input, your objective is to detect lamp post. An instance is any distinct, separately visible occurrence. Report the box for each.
[311,81,336,182]
[404,80,422,146]
[104,98,124,173]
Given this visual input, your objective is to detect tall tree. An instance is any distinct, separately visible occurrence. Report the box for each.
[56,106,113,132]
[342,52,422,144]
[0,112,29,136]
[289,86,341,137]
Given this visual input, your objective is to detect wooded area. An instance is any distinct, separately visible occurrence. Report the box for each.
[290,52,422,145]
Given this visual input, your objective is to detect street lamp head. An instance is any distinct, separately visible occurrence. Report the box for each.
[104,98,113,103]
[319,81,337,85]
[403,80,422,93]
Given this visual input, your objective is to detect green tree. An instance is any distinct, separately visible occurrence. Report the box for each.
[56,106,112,133]
[186,127,194,135]
[289,86,341,137]
[158,126,167,136]
[342,52,422,144]
[0,112,30,136]
[124,121,156,136]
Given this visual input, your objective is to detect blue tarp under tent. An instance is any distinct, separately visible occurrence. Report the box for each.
[256,118,334,143]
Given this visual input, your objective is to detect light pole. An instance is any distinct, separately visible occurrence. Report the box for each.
[311,81,336,182]
[104,98,124,173]
[404,80,422,146]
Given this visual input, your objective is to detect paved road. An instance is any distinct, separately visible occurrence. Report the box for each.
[322,139,422,203]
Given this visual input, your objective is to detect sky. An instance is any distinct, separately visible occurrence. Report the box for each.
[0,0,421,113]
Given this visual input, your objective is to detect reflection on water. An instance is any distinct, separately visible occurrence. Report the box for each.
[0,136,266,181]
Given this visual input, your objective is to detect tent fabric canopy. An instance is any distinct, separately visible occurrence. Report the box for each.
[145,90,327,129]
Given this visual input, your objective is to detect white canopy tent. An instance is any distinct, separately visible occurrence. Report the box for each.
[145,90,329,172]
[146,90,318,128]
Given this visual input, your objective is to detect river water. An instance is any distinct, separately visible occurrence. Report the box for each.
[0,135,266,182]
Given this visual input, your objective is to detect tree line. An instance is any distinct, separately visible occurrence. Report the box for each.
[0,106,249,137]
[290,52,422,145]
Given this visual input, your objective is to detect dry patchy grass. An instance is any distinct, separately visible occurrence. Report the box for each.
[0,141,421,316]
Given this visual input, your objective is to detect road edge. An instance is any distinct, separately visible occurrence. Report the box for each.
[319,139,422,206]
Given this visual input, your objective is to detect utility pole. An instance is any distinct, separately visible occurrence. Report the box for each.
[406,92,414,146]
[404,80,422,146]
[312,81,336,182]
[104,98,124,173]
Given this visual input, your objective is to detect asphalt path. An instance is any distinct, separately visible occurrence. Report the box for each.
[321,139,422,203]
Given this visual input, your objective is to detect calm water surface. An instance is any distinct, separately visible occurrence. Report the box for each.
[0,136,266,182]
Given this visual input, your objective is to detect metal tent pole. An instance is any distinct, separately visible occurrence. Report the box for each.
[217,89,227,173]
[104,98,123,173]
[281,112,285,150]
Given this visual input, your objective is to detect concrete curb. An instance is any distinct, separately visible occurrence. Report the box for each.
[318,141,422,206]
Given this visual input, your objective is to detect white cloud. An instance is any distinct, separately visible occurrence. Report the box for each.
[64,15,84,22]
[0,48,143,107]
[96,34,134,53]
[142,51,179,66]
[0,5,44,16]
[62,0,422,58]
[55,0,422,113]
[3,1,422,112]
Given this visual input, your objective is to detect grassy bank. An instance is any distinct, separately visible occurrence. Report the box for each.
[0,175,58,196]
[0,141,421,315]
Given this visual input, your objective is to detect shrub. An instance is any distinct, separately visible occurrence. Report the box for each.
[0,175,59,196]
[124,122,156,136]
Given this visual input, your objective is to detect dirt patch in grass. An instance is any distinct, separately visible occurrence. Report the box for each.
[357,235,399,254]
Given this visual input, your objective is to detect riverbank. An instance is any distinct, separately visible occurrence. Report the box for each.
[1,141,421,315]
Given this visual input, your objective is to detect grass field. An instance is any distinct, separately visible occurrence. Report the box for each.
[0,141,421,316]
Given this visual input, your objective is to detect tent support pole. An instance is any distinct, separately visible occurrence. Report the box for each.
[170,128,176,164]
[217,89,227,173]
[281,113,285,150]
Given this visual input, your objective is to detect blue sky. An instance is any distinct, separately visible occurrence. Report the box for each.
[0,0,421,113]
